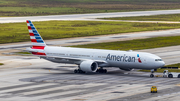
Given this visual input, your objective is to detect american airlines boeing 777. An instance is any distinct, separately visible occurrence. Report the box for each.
[26,20,165,77]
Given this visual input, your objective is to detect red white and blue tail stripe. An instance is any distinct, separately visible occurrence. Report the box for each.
[26,20,46,50]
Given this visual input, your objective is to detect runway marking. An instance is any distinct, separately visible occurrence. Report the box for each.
[0,83,55,94]
[96,85,173,101]
[5,84,65,94]
[23,83,106,96]
[108,85,175,101]
[43,84,110,100]
[34,90,85,101]
[0,90,85,101]
[140,90,180,101]
[60,84,145,101]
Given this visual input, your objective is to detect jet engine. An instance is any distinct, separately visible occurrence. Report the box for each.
[119,67,133,71]
[79,60,98,72]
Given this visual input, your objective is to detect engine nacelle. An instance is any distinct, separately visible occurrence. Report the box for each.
[80,60,98,72]
[119,67,132,71]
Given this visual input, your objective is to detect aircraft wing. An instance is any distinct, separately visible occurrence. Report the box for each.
[39,55,108,65]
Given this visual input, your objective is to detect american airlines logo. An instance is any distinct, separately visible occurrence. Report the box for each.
[106,54,135,62]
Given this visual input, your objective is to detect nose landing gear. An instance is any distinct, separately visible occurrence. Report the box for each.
[150,69,154,78]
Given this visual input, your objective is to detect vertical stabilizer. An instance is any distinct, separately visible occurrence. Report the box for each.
[26,20,46,50]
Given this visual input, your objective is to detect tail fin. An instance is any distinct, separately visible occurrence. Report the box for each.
[26,20,46,50]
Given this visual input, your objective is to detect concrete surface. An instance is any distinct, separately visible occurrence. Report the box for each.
[0,45,180,101]
[1,9,180,23]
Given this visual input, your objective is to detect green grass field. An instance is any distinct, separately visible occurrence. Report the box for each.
[103,14,180,22]
[72,36,180,51]
[16,52,31,54]
[166,63,180,68]
[1,0,180,16]
[139,63,180,73]
[139,68,180,73]
[0,7,117,16]
[1,21,180,44]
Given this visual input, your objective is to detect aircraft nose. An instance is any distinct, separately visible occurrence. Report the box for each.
[159,61,165,67]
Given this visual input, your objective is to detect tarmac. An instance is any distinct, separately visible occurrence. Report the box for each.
[0,45,180,101]
[1,9,180,23]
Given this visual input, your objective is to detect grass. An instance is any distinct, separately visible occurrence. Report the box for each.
[139,63,180,73]
[0,63,4,65]
[139,69,180,73]
[72,36,180,51]
[1,20,180,44]
[16,52,31,54]
[103,14,180,22]
[0,7,117,17]
[1,0,180,16]
[166,63,180,68]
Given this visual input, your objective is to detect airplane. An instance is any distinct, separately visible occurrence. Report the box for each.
[26,20,165,78]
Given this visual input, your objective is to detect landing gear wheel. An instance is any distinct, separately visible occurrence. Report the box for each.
[74,69,85,74]
[96,68,107,73]
[150,74,154,78]
[178,74,180,78]
[150,69,155,78]
[168,74,173,78]
[74,69,78,73]
[96,69,99,73]
[104,69,107,73]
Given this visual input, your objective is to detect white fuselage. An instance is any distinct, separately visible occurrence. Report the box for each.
[42,46,165,69]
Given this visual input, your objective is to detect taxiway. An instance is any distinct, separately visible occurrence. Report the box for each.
[0,45,180,101]
[1,9,180,23]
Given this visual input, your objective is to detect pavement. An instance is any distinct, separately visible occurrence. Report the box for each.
[0,54,179,101]
[1,9,180,23]
[0,35,180,101]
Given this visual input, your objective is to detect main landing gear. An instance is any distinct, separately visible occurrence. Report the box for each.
[74,69,85,74]
[74,65,86,74]
[150,69,154,78]
[74,67,107,74]
[96,67,107,73]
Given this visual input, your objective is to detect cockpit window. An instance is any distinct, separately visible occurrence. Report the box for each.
[155,59,162,61]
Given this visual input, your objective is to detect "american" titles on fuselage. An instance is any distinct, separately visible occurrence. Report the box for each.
[106,54,135,62]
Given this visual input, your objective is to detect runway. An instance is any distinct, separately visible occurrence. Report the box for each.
[0,54,179,101]
[1,9,180,23]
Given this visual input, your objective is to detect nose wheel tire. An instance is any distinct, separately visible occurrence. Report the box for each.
[150,74,154,78]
